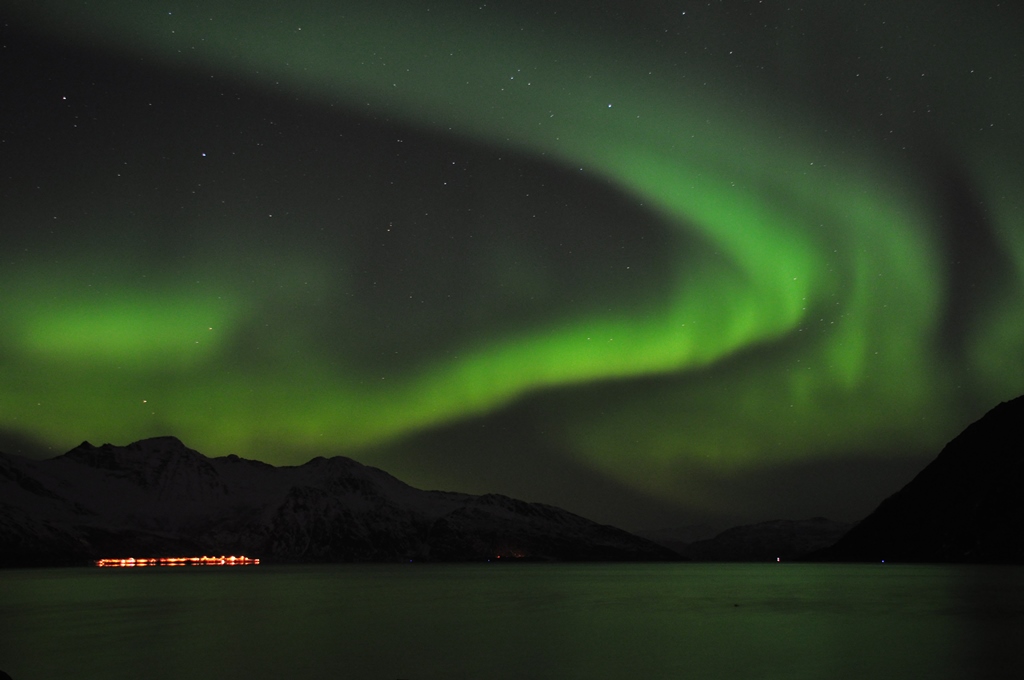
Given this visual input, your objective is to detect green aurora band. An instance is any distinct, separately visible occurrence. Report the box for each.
[3,1,1023,516]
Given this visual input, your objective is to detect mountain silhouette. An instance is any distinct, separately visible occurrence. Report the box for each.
[817,394,1024,563]
[675,517,851,562]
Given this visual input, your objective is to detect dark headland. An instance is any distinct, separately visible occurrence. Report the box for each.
[814,394,1024,563]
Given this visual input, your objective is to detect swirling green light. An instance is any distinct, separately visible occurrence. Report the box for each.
[3,1,1022,514]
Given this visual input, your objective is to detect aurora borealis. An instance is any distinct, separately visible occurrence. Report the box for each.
[2,1,1022,529]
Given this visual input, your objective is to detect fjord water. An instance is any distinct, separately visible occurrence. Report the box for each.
[2,564,1022,679]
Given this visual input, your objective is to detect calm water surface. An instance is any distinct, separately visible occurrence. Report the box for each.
[2,563,1023,679]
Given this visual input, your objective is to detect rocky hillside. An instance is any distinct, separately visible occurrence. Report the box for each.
[0,437,679,566]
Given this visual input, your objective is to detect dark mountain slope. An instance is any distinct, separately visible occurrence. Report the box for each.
[818,395,1024,563]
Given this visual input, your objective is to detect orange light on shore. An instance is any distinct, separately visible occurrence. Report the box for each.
[95,555,260,567]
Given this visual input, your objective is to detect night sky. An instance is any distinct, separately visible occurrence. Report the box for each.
[3,1,1022,531]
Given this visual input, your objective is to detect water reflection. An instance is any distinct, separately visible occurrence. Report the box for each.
[1,564,1022,679]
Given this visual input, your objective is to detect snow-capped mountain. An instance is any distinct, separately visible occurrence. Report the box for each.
[0,437,678,566]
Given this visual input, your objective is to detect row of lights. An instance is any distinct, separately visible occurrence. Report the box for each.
[95,555,260,567]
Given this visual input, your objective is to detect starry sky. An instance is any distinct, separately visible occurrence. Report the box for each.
[2,0,1022,531]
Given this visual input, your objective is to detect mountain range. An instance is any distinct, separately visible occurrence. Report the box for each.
[0,437,677,566]
[3,392,1021,566]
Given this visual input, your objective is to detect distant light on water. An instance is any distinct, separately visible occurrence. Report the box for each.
[95,556,259,567]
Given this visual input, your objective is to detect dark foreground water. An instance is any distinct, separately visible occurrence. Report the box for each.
[2,563,1023,679]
